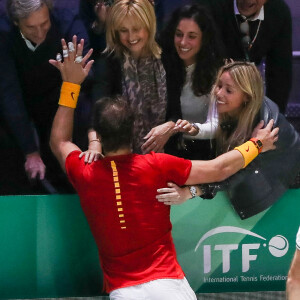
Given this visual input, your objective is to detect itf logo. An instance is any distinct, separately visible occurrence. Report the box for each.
[195,226,289,274]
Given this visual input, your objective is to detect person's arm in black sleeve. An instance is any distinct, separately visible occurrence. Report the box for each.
[78,0,95,33]
[164,64,182,122]
[265,3,292,114]
[0,32,39,155]
[159,32,183,123]
[92,55,122,101]
[0,31,46,180]
[83,55,121,157]
[78,0,107,53]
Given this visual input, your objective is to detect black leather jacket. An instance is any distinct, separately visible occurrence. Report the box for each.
[202,97,300,219]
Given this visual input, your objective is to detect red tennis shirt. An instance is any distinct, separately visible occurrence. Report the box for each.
[66,151,192,292]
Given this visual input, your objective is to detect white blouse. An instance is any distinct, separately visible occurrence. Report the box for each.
[180,64,218,140]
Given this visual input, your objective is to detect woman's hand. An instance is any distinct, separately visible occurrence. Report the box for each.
[79,149,104,164]
[252,119,279,152]
[141,121,175,154]
[156,182,191,205]
[49,36,94,84]
[79,132,104,164]
[174,119,199,136]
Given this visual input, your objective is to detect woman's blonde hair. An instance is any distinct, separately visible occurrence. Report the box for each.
[105,0,161,58]
[211,61,264,153]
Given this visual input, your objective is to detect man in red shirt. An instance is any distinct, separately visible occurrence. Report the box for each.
[49,38,278,299]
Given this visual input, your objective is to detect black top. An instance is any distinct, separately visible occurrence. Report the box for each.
[202,97,300,219]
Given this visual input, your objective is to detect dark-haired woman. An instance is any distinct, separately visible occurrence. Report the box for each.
[142,4,224,159]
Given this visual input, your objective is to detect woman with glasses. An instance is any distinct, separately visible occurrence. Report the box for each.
[141,4,223,159]
[157,61,300,220]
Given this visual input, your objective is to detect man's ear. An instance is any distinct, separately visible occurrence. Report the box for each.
[13,21,19,27]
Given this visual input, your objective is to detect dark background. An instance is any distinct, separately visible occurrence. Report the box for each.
[0,0,299,106]
[0,0,299,191]
[0,0,299,50]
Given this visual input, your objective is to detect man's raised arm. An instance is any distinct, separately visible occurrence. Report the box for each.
[49,36,93,171]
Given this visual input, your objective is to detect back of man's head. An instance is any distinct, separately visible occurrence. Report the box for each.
[93,96,134,154]
[7,0,53,23]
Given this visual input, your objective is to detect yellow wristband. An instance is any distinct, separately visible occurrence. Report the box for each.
[234,140,259,168]
[58,82,81,108]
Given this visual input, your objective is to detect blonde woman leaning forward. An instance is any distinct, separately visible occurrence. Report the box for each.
[146,4,223,160]
[157,61,300,220]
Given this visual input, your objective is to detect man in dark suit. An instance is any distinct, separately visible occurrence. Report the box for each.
[196,0,292,113]
[0,0,90,194]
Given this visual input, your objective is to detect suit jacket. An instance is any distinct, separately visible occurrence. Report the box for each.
[196,0,292,113]
[0,9,90,155]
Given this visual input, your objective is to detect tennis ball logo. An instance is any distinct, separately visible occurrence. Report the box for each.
[268,235,289,257]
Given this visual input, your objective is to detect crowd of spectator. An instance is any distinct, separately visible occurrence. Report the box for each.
[0,0,299,298]
[0,0,296,198]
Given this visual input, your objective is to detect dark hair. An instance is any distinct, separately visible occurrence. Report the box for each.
[159,4,224,96]
[92,96,134,153]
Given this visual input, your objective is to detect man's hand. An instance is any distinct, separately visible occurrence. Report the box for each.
[79,149,104,164]
[49,36,94,85]
[24,151,46,180]
[252,119,279,152]
[49,36,91,171]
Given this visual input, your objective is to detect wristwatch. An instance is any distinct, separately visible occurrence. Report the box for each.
[191,123,200,134]
[249,138,263,153]
[189,186,197,198]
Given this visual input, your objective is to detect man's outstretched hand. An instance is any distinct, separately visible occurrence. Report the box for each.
[49,35,94,84]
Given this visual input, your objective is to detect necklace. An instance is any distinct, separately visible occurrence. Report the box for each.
[235,14,262,50]
[247,19,261,50]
